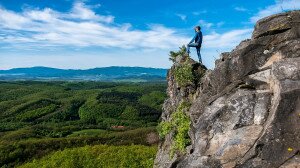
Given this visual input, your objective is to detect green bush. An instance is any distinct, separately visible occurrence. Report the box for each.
[174,61,194,87]
[170,103,191,155]
[157,121,172,138]
[18,145,157,168]
[157,101,191,157]
[169,45,187,62]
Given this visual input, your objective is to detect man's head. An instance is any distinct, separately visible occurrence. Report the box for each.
[194,26,201,32]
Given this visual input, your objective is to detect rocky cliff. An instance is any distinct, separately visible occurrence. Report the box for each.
[155,10,300,168]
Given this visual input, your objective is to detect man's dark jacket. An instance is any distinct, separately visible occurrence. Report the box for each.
[189,31,203,47]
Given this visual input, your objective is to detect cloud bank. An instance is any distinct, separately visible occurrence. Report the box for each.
[0,2,253,51]
[250,0,300,23]
[0,2,188,49]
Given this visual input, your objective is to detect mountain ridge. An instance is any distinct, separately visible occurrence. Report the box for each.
[0,66,168,81]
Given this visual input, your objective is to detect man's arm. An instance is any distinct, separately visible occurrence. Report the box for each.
[189,34,196,44]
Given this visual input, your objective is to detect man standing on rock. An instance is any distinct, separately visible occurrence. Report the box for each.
[187,26,203,63]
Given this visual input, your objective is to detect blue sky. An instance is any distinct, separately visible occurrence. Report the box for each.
[0,0,299,70]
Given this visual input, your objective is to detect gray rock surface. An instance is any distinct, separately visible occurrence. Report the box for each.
[155,10,300,168]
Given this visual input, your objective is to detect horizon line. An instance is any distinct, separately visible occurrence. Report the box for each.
[0,65,169,71]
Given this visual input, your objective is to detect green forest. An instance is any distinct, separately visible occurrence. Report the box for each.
[0,81,167,168]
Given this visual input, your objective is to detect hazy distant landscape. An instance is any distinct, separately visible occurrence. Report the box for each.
[0,67,167,82]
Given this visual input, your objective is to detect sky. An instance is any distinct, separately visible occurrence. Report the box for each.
[0,0,299,70]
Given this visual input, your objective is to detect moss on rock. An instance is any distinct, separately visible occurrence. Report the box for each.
[157,101,191,157]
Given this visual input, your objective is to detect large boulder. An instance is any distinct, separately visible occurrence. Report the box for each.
[155,10,300,168]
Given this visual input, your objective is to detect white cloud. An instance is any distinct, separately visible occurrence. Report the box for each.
[0,3,189,49]
[198,20,214,29]
[0,8,31,29]
[250,0,300,23]
[203,29,252,49]
[234,6,248,12]
[69,2,114,22]
[24,8,57,22]
[192,10,207,15]
[0,2,252,53]
[176,14,187,21]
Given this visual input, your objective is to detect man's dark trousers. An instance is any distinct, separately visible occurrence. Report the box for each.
[187,43,202,63]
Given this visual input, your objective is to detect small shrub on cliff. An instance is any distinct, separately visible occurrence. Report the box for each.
[169,45,195,87]
[170,102,191,156]
[169,45,187,62]
[157,121,172,138]
[157,101,191,157]
[174,61,194,87]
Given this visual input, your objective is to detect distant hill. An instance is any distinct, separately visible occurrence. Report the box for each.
[0,66,168,81]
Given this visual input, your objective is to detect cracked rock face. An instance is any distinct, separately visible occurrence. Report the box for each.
[155,10,300,168]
